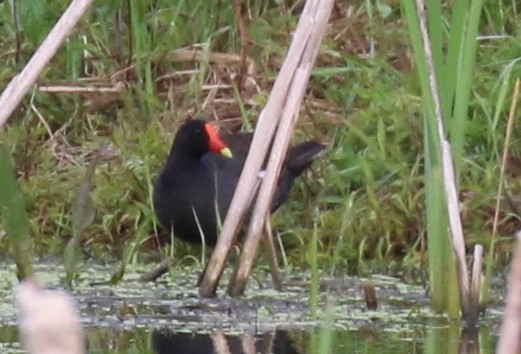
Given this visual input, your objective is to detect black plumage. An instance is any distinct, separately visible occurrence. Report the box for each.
[153,119,324,245]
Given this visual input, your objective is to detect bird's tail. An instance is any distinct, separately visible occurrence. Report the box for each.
[285,141,326,176]
[271,141,326,211]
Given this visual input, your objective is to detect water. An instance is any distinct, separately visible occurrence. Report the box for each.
[0,262,504,353]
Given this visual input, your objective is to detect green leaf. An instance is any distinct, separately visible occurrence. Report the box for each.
[0,143,33,279]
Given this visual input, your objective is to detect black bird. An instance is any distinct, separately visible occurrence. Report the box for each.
[153,119,325,246]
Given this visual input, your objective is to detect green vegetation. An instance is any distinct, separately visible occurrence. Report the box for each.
[402,0,483,318]
[0,0,519,289]
[0,145,33,279]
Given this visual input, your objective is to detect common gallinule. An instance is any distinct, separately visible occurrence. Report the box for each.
[153,119,325,246]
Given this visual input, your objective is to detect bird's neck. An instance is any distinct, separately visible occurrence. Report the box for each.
[165,150,202,171]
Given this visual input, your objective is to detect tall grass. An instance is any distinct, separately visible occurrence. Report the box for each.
[401,0,484,317]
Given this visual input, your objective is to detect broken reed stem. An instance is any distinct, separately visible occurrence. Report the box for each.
[0,0,95,128]
[198,0,318,298]
[470,245,483,313]
[210,330,231,354]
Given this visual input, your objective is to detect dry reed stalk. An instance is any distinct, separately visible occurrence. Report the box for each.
[199,0,333,297]
[16,278,85,354]
[0,0,95,128]
[228,0,333,297]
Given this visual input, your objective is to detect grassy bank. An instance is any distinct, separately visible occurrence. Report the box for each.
[0,0,519,276]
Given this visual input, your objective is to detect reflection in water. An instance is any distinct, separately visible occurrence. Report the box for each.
[424,318,494,354]
[459,326,480,354]
[0,322,501,353]
[152,329,299,354]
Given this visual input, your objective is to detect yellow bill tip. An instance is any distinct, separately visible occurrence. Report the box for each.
[221,147,233,159]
